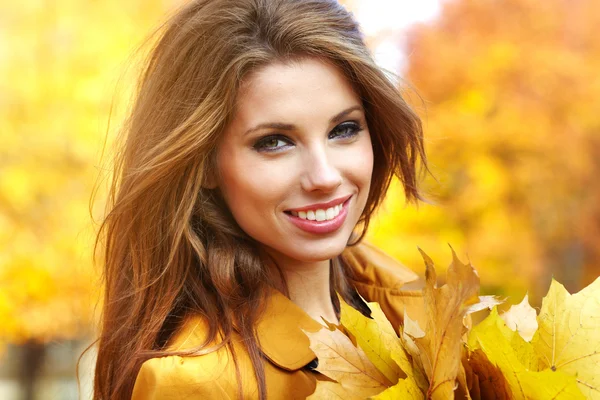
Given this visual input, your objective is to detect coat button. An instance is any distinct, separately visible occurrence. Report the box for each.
[305,358,319,370]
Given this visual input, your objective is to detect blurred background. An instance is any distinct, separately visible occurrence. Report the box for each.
[1,0,598,398]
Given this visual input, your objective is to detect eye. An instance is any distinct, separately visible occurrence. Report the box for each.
[253,135,293,153]
[328,121,363,140]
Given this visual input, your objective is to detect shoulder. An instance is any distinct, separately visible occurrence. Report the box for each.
[132,316,236,399]
[342,241,423,291]
[342,242,426,334]
[132,353,233,399]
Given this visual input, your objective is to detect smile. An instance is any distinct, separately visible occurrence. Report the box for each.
[290,203,343,222]
[284,195,352,234]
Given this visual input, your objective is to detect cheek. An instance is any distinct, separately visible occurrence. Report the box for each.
[346,134,374,214]
[217,152,287,229]
[348,133,374,188]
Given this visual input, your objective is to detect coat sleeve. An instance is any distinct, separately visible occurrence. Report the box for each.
[131,355,233,400]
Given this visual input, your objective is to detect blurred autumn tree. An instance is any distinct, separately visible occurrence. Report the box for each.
[0,0,182,396]
[369,0,600,301]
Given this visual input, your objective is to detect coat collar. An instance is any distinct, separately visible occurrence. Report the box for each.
[254,286,324,371]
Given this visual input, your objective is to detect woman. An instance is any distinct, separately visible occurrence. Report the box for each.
[93,0,428,399]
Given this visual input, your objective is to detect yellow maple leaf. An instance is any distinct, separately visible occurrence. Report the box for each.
[532,277,600,399]
[467,307,585,399]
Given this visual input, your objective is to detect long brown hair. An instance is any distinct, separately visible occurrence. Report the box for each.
[92,0,428,399]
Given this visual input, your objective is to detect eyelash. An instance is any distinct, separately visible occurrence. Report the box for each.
[253,121,364,153]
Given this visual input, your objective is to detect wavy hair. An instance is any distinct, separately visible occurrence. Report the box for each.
[91,0,428,399]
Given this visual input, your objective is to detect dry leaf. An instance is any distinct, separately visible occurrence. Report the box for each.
[339,296,408,384]
[409,247,480,399]
[465,295,505,315]
[532,277,600,399]
[500,294,538,342]
[303,325,391,398]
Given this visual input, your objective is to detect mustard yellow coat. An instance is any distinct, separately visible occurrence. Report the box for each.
[131,242,424,399]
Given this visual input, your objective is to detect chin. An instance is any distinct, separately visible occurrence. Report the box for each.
[280,235,352,263]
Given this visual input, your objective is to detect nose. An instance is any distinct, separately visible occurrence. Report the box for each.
[300,145,342,193]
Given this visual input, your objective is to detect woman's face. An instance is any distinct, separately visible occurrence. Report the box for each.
[216,57,373,265]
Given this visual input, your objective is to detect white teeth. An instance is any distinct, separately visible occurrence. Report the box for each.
[325,207,335,220]
[315,209,326,221]
[291,201,346,222]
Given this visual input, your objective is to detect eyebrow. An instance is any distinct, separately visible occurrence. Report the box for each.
[242,105,364,137]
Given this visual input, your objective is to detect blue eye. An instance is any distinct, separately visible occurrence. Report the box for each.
[253,135,292,152]
[329,121,363,140]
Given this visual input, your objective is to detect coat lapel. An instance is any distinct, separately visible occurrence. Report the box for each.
[254,287,323,371]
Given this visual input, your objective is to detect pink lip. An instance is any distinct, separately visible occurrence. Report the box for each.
[285,196,352,234]
[286,195,352,213]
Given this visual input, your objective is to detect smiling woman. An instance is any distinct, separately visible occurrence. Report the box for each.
[92,1,428,399]
[216,58,374,326]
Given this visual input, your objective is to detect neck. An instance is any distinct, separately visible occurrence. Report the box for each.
[264,252,339,326]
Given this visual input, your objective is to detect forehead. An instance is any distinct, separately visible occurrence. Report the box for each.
[231,57,362,127]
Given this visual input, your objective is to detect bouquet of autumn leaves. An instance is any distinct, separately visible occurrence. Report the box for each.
[304,248,600,399]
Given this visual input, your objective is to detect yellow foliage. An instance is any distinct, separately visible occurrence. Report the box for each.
[306,248,481,399]
[305,249,598,399]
